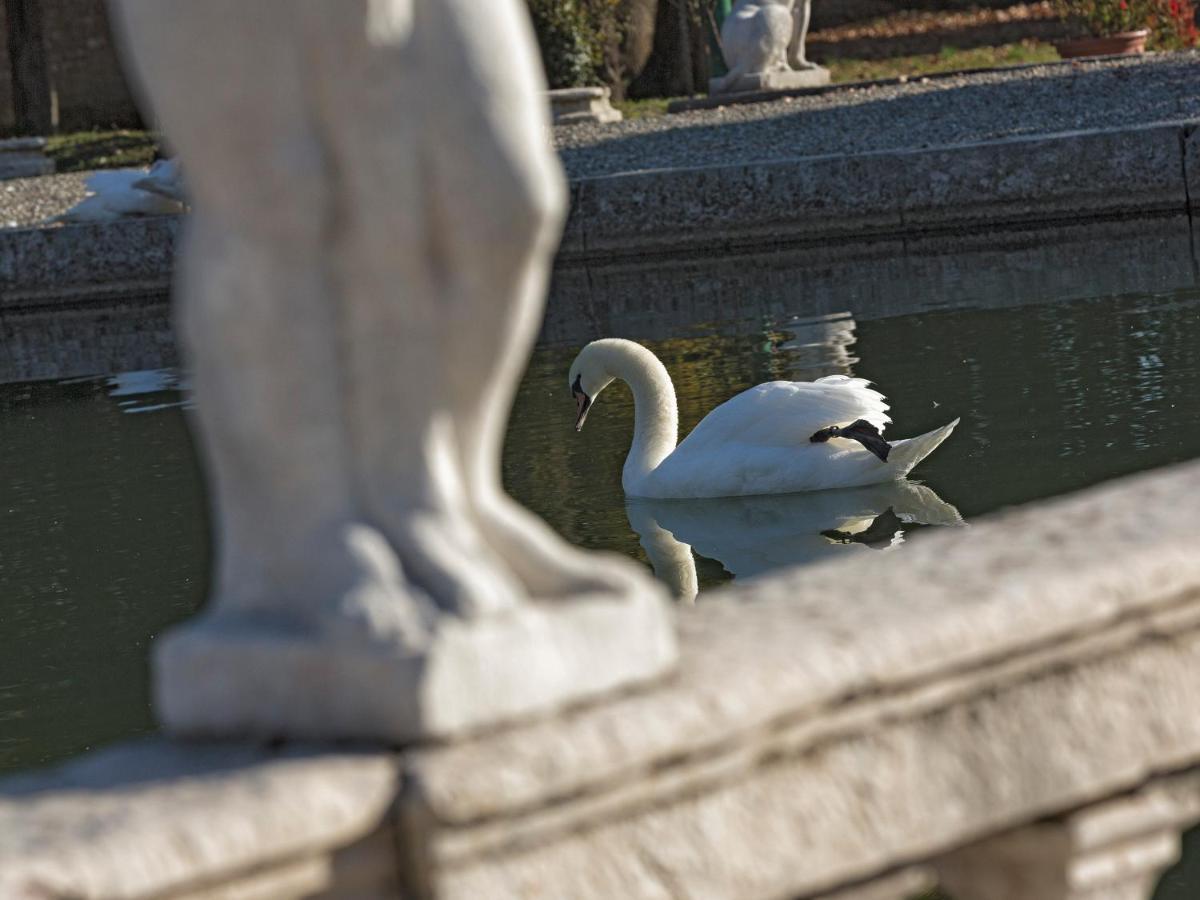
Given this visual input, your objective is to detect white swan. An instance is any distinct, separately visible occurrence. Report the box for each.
[568,338,959,498]
[47,157,186,224]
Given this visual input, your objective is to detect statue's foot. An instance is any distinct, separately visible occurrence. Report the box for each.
[323,523,437,649]
[789,59,819,70]
[375,505,526,618]
[210,521,436,649]
[475,494,656,601]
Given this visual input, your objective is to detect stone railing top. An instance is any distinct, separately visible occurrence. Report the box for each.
[0,740,399,899]
[410,459,1200,825]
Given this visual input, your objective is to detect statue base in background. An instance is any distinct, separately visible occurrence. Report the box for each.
[709,66,830,96]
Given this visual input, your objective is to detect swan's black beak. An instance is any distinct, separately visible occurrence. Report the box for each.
[572,374,591,431]
[574,389,592,431]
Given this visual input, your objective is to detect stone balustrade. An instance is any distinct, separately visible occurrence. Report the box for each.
[5,457,1200,899]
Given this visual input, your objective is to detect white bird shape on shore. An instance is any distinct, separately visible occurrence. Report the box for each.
[568,338,958,498]
[47,157,186,224]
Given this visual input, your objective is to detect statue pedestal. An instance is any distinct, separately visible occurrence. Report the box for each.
[155,589,677,742]
[710,66,831,97]
[549,87,623,125]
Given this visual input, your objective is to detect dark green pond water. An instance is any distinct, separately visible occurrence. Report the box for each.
[3,287,1200,894]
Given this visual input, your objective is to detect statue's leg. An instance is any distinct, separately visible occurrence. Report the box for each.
[413,0,649,599]
[109,1,431,642]
[787,0,818,69]
[316,0,646,604]
[314,1,538,617]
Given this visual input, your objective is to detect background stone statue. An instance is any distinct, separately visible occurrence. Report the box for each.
[107,0,676,741]
[711,0,830,95]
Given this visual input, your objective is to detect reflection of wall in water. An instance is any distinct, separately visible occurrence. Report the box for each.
[0,300,175,385]
[542,215,1197,346]
[767,311,858,380]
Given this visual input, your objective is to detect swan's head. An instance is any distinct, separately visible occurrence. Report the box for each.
[568,344,616,431]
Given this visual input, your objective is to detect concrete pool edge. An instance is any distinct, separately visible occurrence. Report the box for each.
[3,119,1200,308]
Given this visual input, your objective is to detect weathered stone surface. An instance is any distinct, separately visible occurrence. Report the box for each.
[0,137,53,180]
[396,460,1200,898]
[0,137,48,151]
[710,66,831,95]
[898,123,1187,229]
[429,612,1200,899]
[938,777,1200,900]
[813,867,935,900]
[156,589,678,743]
[0,217,180,307]
[1181,122,1200,209]
[549,86,623,125]
[1181,123,1200,271]
[0,741,401,900]
[4,122,1199,309]
[569,123,1191,260]
[411,460,1200,824]
[574,151,905,256]
[0,153,54,181]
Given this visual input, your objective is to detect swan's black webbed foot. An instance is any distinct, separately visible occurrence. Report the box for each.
[810,418,891,462]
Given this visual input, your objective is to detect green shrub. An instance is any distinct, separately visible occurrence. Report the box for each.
[526,0,621,88]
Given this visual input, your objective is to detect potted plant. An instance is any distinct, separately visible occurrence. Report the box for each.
[1054,0,1152,56]
[1149,0,1200,49]
[1054,0,1199,57]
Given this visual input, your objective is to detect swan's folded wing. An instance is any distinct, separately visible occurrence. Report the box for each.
[676,378,891,454]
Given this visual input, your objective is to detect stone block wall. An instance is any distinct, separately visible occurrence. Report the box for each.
[0,0,141,135]
[0,2,12,133]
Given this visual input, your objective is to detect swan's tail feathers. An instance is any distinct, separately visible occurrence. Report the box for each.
[888,418,960,478]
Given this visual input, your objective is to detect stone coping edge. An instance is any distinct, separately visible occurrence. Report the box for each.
[0,741,403,900]
[562,119,1199,261]
[2,120,1198,307]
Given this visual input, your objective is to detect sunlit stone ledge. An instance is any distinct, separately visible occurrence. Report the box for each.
[4,459,1200,898]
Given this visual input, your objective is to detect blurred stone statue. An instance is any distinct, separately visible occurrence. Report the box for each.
[108,0,676,741]
[712,0,830,95]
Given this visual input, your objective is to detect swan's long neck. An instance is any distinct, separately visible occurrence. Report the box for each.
[600,342,679,489]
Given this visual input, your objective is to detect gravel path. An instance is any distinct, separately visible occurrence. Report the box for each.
[557,53,1200,179]
[4,53,1200,228]
[2,171,89,229]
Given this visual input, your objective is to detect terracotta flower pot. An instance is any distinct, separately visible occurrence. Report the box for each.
[1055,29,1150,58]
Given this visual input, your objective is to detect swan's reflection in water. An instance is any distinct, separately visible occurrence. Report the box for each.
[626,480,963,602]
